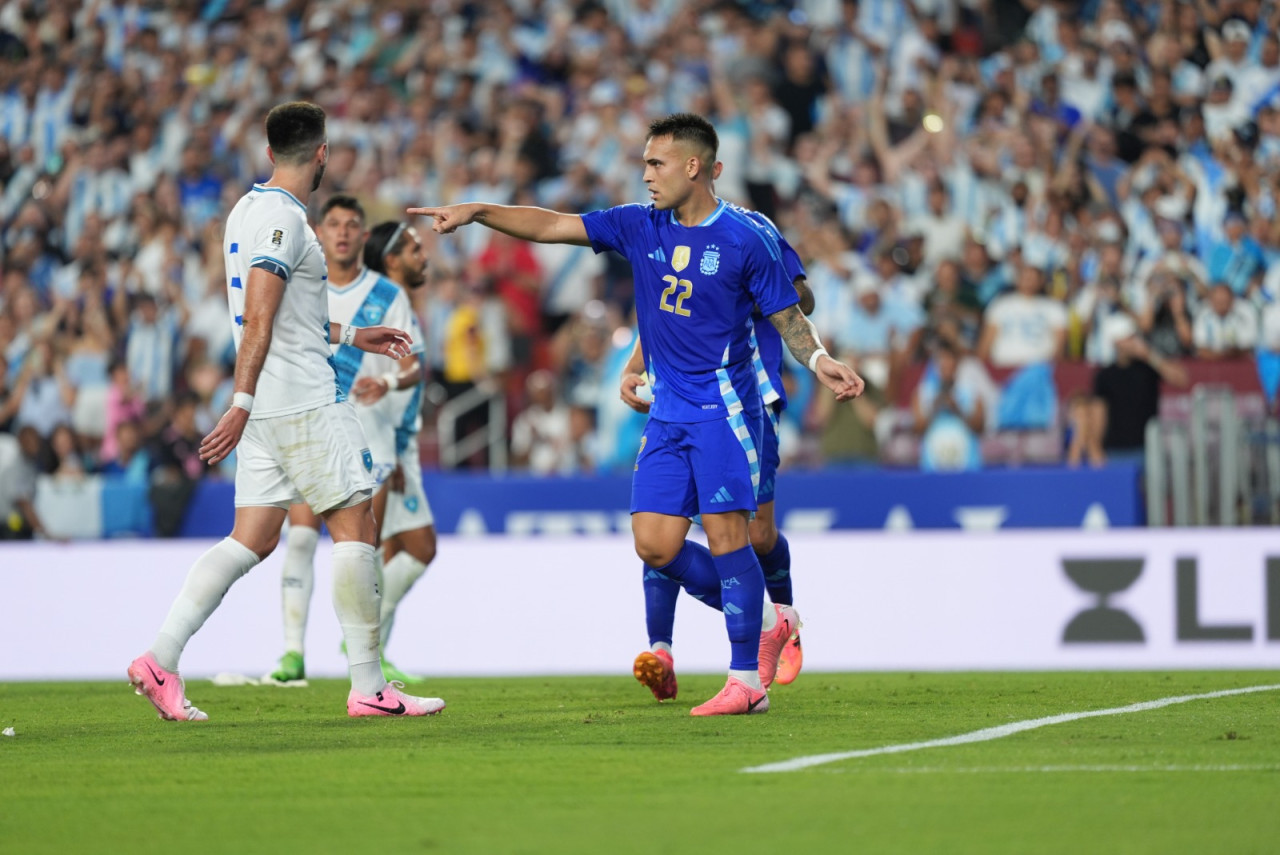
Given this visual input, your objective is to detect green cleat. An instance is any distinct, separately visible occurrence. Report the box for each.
[266,651,306,684]
[381,658,421,684]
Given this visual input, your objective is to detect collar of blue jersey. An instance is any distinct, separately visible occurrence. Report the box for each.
[328,265,371,294]
[668,198,728,228]
[251,183,307,212]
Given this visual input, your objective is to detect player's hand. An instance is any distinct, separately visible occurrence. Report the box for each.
[407,203,480,235]
[200,405,250,465]
[816,354,865,402]
[351,375,390,405]
[387,464,406,493]
[353,326,412,359]
[620,373,652,414]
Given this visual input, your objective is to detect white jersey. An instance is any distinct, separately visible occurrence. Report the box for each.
[224,184,339,420]
[328,267,424,466]
[386,310,425,453]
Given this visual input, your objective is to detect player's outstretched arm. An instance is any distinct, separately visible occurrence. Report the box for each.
[329,322,413,359]
[767,304,864,402]
[201,267,285,465]
[406,203,591,246]
[619,335,650,414]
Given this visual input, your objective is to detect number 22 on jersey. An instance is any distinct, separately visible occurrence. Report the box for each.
[660,275,692,317]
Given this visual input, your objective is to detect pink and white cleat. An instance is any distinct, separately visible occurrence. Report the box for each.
[127,652,208,721]
[690,676,769,716]
[758,604,800,689]
[633,649,678,701]
[347,681,446,717]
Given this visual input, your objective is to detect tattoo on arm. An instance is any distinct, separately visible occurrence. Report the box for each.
[768,304,822,367]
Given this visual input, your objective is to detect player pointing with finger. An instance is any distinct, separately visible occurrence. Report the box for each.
[410,113,861,715]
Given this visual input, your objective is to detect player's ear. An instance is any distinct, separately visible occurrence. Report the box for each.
[712,160,724,180]
[266,146,276,166]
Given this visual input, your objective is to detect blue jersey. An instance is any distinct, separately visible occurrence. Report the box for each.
[582,200,798,423]
[735,207,806,411]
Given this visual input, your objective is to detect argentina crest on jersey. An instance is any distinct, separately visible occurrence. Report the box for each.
[700,244,720,276]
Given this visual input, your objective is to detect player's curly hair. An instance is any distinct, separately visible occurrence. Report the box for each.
[265,101,326,165]
[647,113,718,161]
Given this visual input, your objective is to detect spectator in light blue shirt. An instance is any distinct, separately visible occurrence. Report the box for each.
[1206,211,1265,298]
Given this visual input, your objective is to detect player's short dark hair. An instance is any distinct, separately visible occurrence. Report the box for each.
[363,221,409,274]
[647,113,718,161]
[320,194,364,222]
[264,101,326,165]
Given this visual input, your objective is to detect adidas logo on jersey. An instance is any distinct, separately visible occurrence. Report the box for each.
[647,247,668,263]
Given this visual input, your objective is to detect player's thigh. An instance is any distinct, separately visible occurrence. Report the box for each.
[630,419,697,520]
[688,412,762,519]
[701,509,751,555]
[274,403,377,516]
[288,502,320,530]
[229,505,289,558]
[631,512,692,567]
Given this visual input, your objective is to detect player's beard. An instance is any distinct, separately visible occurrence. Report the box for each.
[406,264,427,290]
[311,161,326,192]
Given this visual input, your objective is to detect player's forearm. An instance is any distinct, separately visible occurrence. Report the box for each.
[767,304,825,369]
[472,204,589,245]
[385,356,424,391]
[624,336,644,376]
[233,321,272,396]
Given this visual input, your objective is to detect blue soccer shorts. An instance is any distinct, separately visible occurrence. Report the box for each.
[756,401,782,506]
[630,411,763,518]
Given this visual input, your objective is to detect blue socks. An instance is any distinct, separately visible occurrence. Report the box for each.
[712,544,766,671]
[643,540,721,646]
[759,532,793,606]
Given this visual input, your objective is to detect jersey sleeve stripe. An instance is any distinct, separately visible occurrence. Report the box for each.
[250,256,292,280]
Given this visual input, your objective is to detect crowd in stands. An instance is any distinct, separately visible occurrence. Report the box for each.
[4,0,1280,536]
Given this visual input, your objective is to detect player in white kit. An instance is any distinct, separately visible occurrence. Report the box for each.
[266,199,428,685]
[127,102,444,720]
[362,220,438,668]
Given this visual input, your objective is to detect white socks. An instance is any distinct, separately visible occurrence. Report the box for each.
[152,537,261,671]
[378,552,428,647]
[761,592,777,632]
[730,668,764,690]
[651,641,672,655]
[331,540,385,696]
[280,525,319,655]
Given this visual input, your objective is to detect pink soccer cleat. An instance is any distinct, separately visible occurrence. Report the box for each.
[775,630,803,686]
[127,653,208,721]
[347,681,446,717]
[633,649,678,701]
[690,676,769,716]
[758,604,799,689]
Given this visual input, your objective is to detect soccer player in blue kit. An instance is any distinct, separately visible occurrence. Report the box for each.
[410,114,862,715]
[620,203,814,698]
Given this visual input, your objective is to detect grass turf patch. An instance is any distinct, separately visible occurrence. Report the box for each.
[1,672,1278,854]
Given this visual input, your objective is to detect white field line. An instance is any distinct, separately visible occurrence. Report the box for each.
[741,684,1280,775]
[826,765,1280,775]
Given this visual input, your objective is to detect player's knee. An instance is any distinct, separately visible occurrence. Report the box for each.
[249,531,280,559]
[634,540,679,568]
[408,528,437,566]
[750,522,778,555]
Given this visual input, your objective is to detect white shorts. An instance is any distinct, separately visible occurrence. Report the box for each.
[381,438,435,538]
[353,399,398,486]
[235,401,376,513]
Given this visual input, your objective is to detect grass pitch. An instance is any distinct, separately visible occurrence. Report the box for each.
[1,671,1277,854]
